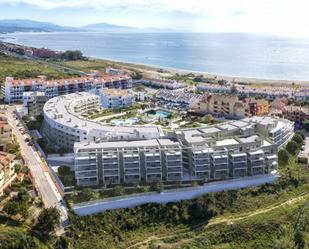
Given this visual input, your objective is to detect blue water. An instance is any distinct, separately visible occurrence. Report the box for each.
[145,109,171,118]
[3,32,309,81]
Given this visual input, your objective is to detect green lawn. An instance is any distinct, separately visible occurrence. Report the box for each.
[0,53,79,83]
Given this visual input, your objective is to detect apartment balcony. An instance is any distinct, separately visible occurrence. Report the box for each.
[165,155,182,162]
[194,165,210,172]
[146,174,162,182]
[233,168,247,178]
[231,162,247,169]
[167,167,182,173]
[75,171,97,178]
[103,164,119,170]
[212,158,228,165]
[146,167,162,174]
[213,169,229,179]
[166,161,182,167]
[212,163,229,170]
[77,177,98,186]
[146,162,161,168]
[250,160,265,167]
[193,159,210,165]
[196,171,210,179]
[124,162,140,168]
[102,159,118,164]
[76,166,97,172]
[124,175,140,182]
[103,170,119,176]
[166,173,182,181]
[124,168,140,175]
[103,176,120,184]
[252,167,265,176]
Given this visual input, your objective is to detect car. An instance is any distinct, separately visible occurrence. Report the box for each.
[301,145,305,150]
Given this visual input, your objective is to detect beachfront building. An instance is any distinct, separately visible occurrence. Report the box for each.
[140,78,186,90]
[0,152,17,194]
[42,92,162,150]
[22,91,48,117]
[74,139,182,186]
[99,88,135,109]
[3,74,132,103]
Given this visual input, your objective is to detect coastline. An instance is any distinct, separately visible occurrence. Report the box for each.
[1,37,309,86]
[95,56,309,86]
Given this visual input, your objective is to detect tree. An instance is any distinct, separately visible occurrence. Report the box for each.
[303,120,309,132]
[58,165,71,176]
[14,163,22,174]
[286,141,299,155]
[113,185,125,196]
[292,134,304,148]
[33,207,60,236]
[295,131,305,140]
[278,149,289,166]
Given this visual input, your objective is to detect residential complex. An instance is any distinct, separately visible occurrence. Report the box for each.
[0,152,17,194]
[99,88,135,109]
[3,74,132,103]
[192,94,269,119]
[73,115,293,186]
[42,92,162,150]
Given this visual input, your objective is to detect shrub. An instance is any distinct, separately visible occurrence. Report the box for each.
[286,141,299,155]
[278,149,289,166]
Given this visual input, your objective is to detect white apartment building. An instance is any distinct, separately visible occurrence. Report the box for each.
[42,92,162,150]
[99,88,135,109]
[3,74,132,103]
[74,139,182,186]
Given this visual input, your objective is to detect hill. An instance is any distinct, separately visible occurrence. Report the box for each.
[0,19,79,33]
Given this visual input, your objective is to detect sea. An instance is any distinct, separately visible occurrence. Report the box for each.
[2,32,309,81]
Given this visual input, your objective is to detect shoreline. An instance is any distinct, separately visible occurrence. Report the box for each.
[95,56,309,86]
[1,38,309,86]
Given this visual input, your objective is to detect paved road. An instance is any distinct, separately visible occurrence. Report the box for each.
[7,107,69,228]
[73,173,279,216]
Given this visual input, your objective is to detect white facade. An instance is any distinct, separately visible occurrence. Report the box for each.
[42,92,162,150]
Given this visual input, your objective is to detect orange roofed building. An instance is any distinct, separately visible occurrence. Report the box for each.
[3,73,132,103]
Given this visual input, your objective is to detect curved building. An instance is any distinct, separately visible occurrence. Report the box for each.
[42,92,163,150]
[42,92,294,186]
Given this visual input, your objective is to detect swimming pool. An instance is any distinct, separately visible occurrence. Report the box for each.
[145,109,172,118]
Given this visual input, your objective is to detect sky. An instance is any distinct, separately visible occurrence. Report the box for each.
[1,0,309,36]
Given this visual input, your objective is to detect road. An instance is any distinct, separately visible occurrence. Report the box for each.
[7,107,69,229]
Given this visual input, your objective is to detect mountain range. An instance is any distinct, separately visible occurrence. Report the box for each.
[0,19,171,33]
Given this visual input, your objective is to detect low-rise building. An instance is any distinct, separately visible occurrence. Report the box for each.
[282,105,309,129]
[99,88,135,109]
[23,91,48,117]
[0,152,17,194]
[3,74,132,103]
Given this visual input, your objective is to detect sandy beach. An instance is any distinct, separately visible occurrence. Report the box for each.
[96,57,309,87]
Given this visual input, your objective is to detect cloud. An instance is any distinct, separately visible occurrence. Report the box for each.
[1,0,309,36]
